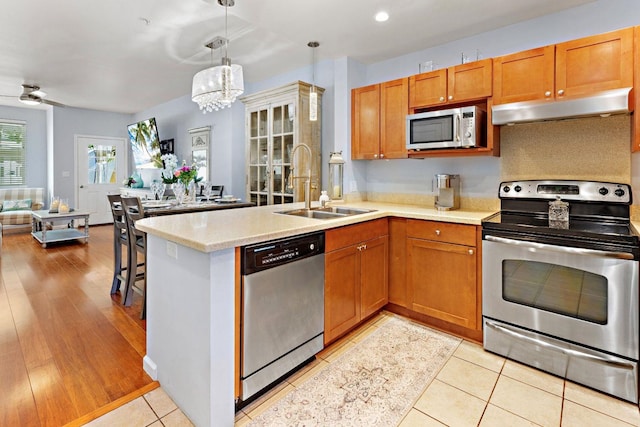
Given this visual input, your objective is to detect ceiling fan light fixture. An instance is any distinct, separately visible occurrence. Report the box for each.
[19,95,42,106]
[192,0,244,113]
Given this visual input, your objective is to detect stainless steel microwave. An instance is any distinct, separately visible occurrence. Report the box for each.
[406,106,484,150]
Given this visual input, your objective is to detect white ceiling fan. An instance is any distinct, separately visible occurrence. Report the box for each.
[0,84,66,107]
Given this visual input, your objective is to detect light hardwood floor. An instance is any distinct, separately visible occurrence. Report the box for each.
[0,225,153,426]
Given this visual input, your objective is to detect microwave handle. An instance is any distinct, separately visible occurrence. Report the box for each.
[484,235,635,260]
[455,114,461,142]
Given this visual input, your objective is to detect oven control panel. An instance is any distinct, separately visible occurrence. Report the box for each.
[499,180,631,204]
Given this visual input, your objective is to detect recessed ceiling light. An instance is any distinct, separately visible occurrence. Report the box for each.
[375,11,389,22]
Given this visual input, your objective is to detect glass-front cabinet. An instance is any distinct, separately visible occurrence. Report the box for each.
[241,81,323,206]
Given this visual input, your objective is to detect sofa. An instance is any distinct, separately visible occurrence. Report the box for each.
[0,188,44,229]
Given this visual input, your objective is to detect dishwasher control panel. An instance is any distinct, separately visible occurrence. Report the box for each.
[242,231,325,275]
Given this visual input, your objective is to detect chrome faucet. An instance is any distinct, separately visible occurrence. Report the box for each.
[287,143,312,210]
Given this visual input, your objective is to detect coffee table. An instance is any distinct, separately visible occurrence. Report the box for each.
[31,210,90,248]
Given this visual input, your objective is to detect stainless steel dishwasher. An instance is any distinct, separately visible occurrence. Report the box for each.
[240,231,325,402]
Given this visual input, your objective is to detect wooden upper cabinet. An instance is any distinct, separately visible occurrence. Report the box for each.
[494,27,633,105]
[352,78,408,160]
[351,84,380,160]
[409,60,492,110]
[556,27,633,98]
[447,58,493,103]
[380,78,409,159]
[493,45,555,104]
[409,69,447,109]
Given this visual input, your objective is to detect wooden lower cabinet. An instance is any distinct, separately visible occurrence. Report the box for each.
[407,238,477,329]
[388,217,408,307]
[385,218,483,342]
[324,219,389,344]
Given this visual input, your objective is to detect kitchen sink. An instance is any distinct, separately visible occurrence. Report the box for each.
[277,206,376,220]
[317,206,375,215]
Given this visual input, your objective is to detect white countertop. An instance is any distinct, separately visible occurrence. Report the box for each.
[136,201,497,253]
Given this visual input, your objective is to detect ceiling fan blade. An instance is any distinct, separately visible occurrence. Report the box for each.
[41,98,66,107]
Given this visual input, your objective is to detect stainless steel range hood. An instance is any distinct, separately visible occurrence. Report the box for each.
[492,87,633,125]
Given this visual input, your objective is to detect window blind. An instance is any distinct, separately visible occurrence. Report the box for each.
[0,120,26,186]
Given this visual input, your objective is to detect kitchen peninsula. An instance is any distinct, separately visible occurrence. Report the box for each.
[135,202,494,427]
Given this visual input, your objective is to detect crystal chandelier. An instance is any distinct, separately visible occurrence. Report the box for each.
[192,0,244,113]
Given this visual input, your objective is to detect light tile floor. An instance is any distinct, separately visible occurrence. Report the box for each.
[85,312,640,426]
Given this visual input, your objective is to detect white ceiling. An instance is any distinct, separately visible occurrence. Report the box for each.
[0,0,595,114]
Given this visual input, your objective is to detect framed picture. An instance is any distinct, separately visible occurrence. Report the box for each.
[160,138,174,154]
[189,126,210,181]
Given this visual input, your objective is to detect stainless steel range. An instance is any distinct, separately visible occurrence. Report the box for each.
[482,180,640,403]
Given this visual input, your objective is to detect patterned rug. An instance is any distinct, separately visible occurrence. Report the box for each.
[247,315,462,426]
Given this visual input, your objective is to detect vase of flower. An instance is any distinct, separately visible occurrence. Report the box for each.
[174,162,199,203]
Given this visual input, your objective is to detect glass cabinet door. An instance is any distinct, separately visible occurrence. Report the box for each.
[248,108,270,206]
[271,102,295,205]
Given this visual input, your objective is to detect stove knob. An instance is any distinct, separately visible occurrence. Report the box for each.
[503,185,510,193]
[598,187,609,196]
[514,185,522,192]
[614,188,625,197]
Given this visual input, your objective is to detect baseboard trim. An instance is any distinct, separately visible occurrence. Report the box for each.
[143,355,158,380]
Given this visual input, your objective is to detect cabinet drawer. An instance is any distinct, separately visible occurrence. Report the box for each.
[326,218,388,252]
[406,219,476,246]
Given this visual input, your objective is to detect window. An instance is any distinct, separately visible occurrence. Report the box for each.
[0,120,26,186]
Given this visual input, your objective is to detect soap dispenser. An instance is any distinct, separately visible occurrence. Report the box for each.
[319,190,330,207]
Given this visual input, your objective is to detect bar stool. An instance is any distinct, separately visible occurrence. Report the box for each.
[120,196,147,319]
[107,194,128,294]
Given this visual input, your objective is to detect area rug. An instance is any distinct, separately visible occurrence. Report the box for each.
[247,315,462,426]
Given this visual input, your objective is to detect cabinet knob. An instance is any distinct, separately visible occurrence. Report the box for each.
[380,153,384,159]
[468,249,474,255]
[435,230,441,236]
[374,154,378,159]
[544,91,552,97]
[439,96,445,102]
[557,89,565,96]
[448,95,453,100]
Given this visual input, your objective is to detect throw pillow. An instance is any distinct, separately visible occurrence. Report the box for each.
[3,199,32,211]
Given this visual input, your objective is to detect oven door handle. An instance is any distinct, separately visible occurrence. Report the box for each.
[485,320,635,370]
[484,235,634,260]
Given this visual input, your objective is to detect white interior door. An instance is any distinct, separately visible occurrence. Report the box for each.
[75,135,127,224]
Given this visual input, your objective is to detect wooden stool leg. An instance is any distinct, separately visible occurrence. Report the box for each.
[122,241,137,306]
[110,228,124,294]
